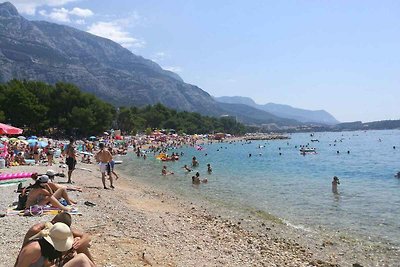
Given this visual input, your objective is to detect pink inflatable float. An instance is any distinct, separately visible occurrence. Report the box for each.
[0,172,33,181]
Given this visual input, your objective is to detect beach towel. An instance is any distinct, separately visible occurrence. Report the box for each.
[6,205,80,216]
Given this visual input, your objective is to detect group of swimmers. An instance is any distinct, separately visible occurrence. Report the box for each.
[160,154,213,185]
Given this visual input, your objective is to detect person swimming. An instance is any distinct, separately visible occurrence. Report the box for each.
[182,164,192,172]
[192,175,200,184]
[162,166,174,176]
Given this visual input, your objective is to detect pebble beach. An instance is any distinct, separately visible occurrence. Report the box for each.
[1,160,398,266]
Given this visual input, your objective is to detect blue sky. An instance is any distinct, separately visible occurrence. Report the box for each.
[8,0,400,122]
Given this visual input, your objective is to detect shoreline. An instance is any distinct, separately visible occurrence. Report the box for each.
[1,158,399,266]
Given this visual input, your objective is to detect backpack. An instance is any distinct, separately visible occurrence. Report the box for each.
[16,193,27,210]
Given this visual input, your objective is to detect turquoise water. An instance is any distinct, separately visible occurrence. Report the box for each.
[119,130,400,248]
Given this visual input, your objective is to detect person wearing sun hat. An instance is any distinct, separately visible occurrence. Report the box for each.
[18,212,94,264]
[15,222,72,266]
[15,222,95,267]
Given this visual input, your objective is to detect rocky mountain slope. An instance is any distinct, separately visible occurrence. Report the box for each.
[0,2,301,126]
[215,96,339,125]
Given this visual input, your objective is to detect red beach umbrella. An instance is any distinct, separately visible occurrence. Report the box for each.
[0,123,23,135]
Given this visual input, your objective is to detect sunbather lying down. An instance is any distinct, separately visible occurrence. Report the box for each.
[23,175,76,211]
[32,171,83,192]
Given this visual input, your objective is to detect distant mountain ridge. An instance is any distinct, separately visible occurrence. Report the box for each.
[215,96,339,125]
[0,2,304,127]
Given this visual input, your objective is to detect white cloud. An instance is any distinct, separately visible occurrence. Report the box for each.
[87,21,145,49]
[163,66,183,73]
[39,8,70,22]
[69,7,93,17]
[9,0,79,15]
[38,6,93,24]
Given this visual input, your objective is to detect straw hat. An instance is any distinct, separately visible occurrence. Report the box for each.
[30,222,73,252]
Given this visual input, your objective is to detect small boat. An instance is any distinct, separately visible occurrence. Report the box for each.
[300,147,316,153]
[311,139,319,142]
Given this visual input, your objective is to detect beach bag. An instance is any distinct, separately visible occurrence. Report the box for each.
[24,205,43,216]
[16,193,27,210]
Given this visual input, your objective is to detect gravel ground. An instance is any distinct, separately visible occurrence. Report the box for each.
[1,163,399,267]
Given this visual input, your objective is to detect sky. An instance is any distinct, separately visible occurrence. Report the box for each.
[7,0,400,122]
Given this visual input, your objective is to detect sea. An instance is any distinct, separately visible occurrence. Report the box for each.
[118,129,400,249]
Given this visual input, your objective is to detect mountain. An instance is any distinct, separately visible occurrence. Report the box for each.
[0,2,301,127]
[215,96,339,125]
[217,102,299,126]
[0,2,216,112]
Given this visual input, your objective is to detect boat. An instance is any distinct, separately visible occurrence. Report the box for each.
[300,147,316,153]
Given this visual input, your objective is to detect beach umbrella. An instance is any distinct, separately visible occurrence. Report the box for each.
[18,136,26,140]
[0,123,23,135]
[38,141,48,148]
[103,132,109,135]
[0,143,4,148]
[27,139,38,144]
[89,136,96,140]
[29,136,38,139]
[15,139,28,145]
[9,137,18,143]
[1,137,8,142]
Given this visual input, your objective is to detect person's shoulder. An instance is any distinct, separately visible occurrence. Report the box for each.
[21,240,41,252]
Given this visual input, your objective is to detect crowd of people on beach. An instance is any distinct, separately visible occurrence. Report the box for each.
[1,130,399,266]
[0,130,224,266]
[0,132,134,266]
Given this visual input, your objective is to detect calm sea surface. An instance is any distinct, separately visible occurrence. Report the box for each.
[119,130,400,248]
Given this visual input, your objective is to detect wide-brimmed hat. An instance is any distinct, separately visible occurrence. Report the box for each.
[29,222,73,252]
[38,175,49,183]
[46,170,56,177]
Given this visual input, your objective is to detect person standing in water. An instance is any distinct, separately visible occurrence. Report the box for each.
[192,156,199,167]
[332,176,340,194]
[207,163,212,173]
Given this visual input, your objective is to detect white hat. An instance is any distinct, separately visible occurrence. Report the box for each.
[46,169,56,176]
[30,222,73,252]
[38,175,49,183]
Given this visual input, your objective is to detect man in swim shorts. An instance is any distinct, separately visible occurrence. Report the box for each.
[95,143,114,189]
[63,138,77,184]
